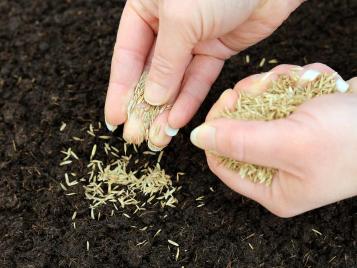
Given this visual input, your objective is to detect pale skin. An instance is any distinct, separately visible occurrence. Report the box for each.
[105,0,357,217]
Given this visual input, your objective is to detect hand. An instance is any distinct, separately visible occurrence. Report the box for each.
[104,0,305,149]
[190,63,357,217]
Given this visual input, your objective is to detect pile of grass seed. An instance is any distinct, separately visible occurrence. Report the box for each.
[220,73,349,185]
[59,122,183,220]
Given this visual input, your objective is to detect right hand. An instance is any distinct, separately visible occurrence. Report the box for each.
[105,0,306,149]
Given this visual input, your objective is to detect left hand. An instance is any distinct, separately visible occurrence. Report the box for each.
[190,63,357,217]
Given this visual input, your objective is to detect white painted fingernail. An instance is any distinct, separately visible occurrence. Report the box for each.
[165,125,179,137]
[336,79,349,93]
[300,70,321,81]
[105,120,117,132]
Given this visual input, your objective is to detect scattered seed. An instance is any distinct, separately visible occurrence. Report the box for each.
[168,240,179,247]
[60,183,67,191]
[175,247,180,261]
[99,135,111,140]
[12,140,17,151]
[197,203,205,208]
[60,160,72,166]
[154,229,161,238]
[209,187,214,192]
[248,243,254,250]
[123,213,131,218]
[311,228,322,236]
[328,256,336,263]
[72,136,83,141]
[136,240,147,246]
[86,241,90,251]
[60,122,67,131]
[90,208,95,219]
[65,192,76,196]
[72,211,77,220]
[268,59,279,64]
[259,58,266,67]
[90,144,97,160]
[73,222,76,229]
[143,151,156,155]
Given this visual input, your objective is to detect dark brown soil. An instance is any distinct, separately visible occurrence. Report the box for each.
[0,0,356,267]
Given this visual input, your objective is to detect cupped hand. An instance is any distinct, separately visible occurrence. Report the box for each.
[190,63,357,217]
[104,0,305,150]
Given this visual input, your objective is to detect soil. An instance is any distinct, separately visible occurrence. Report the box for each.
[0,0,356,267]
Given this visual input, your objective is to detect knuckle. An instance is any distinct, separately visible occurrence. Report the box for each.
[223,125,246,162]
[151,54,176,77]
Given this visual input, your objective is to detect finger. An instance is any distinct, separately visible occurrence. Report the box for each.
[205,89,238,122]
[104,2,155,130]
[233,64,301,95]
[191,118,298,168]
[347,77,357,93]
[144,9,194,106]
[206,154,305,217]
[167,55,225,130]
[205,65,300,122]
[122,49,156,144]
[148,110,172,151]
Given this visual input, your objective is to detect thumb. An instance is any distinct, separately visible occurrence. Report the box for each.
[144,8,195,106]
[190,118,297,168]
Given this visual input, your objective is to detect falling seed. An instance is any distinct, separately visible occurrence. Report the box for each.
[158,151,164,163]
[86,241,90,251]
[268,59,278,64]
[259,58,266,67]
[60,122,67,131]
[72,211,77,220]
[245,55,250,64]
[73,222,76,229]
[168,240,179,247]
[209,187,214,192]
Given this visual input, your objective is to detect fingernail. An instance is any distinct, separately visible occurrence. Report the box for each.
[165,125,179,137]
[147,140,165,152]
[144,81,168,106]
[300,70,321,81]
[105,120,117,132]
[336,78,349,93]
[190,124,216,150]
